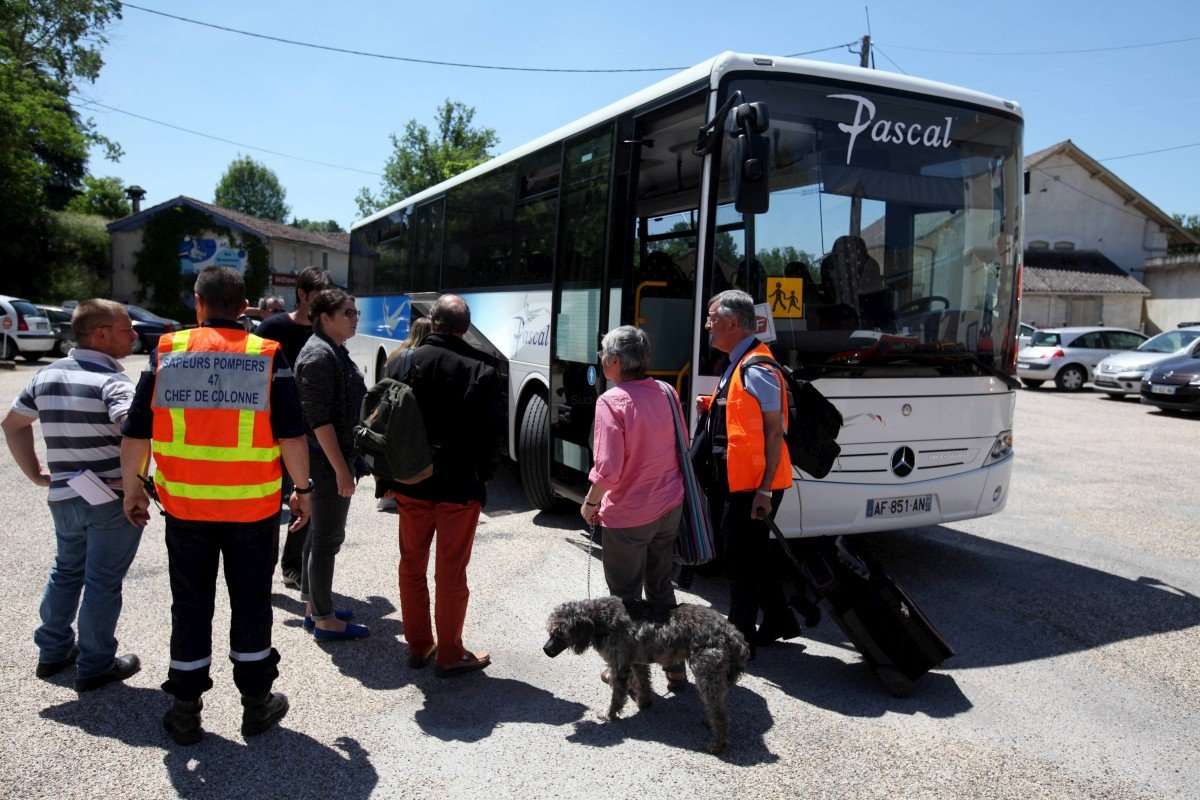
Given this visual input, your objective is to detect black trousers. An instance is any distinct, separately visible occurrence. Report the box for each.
[714,489,795,641]
[279,472,308,575]
[162,512,281,702]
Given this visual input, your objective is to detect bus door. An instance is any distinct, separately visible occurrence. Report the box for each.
[547,124,619,501]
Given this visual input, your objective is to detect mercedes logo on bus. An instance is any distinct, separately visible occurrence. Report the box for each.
[891,446,916,477]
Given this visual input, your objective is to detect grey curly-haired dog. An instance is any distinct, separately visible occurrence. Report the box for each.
[544,597,750,754]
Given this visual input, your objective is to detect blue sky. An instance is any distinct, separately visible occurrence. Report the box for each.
[81,1,1198,230]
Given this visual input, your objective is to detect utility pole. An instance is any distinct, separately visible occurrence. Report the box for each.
[849,34,871,237]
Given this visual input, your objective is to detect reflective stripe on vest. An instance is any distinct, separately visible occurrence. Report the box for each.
[725,342,793,493]
[151,327,282,522]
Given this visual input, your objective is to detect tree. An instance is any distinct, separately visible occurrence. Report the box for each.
[0,0,123,298]
[214,155,290,222]
[291,218,344,233]
[1171,213,1200,254]
[356,99,498,217]
[66,175,130,218]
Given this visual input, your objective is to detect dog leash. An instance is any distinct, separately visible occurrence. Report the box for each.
[586,522,594,599]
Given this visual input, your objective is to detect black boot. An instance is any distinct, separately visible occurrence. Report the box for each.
[162,698,204,746]
[241,691,288,737]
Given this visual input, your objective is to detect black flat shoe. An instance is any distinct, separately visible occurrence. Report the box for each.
[75,654,140,693]
[36,645,79,679]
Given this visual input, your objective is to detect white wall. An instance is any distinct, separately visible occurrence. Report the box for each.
[1025,153,1170,274]
[1143,258,1200,332]
[1021,293,1143,330]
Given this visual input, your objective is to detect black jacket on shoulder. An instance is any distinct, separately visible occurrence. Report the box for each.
[381,333,504,505]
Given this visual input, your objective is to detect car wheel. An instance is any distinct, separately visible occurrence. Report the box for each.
[1055,365,1087,392]
[1021,379,1043,389]
[0,336,14,361]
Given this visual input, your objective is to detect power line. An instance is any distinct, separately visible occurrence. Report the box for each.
[124,3,855,73]
[1099,141,1200,162]
[879,33,1200,56]
[71,96,383,176]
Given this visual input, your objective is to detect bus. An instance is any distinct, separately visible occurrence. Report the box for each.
[347,51,1023,538]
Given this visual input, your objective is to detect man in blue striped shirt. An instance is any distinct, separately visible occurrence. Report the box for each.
[2,299,144,692]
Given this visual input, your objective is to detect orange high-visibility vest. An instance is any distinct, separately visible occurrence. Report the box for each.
[150,326,282,522]
[723,341,792,493]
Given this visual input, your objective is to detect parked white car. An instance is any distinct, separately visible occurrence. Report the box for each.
[1017,322,1037,350]
[1016,326,1147,391]
[0,295,56,362]
[1093,326,1200,398]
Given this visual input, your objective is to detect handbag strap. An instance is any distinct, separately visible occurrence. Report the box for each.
[656,380,686,449]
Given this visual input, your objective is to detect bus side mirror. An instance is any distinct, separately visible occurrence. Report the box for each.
[732,102,770,215]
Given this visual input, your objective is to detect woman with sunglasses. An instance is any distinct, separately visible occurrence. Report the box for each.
[294,288,370,640]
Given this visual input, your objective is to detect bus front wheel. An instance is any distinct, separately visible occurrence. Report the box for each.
[518,393,553,510]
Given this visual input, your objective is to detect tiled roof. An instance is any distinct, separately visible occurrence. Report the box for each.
[1023,249,1150,295]
[107,196,349,252]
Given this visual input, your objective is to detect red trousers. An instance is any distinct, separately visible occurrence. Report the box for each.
[395,496,481,668]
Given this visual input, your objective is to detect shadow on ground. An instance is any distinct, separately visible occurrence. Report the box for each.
[40,685,378,799]
[411,673,588,743]
[272,592,409,691]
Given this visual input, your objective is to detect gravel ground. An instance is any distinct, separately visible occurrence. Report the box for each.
[0,357,1196,799]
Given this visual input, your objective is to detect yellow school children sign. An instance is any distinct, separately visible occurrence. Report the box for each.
[768,278,804,318]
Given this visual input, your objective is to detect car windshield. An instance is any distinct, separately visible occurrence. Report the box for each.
[704,77,1023,380]
[1031,332,1061,347]
[1139,330,1200,353]
[126,305,157,322]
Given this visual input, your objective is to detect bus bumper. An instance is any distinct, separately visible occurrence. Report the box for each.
[774,455,1013,538]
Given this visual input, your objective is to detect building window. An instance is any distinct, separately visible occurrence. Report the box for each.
[1053,241,1076,252]
[1029,240,1049,250]
[1024,171,1030,195]
[322,252,328,269]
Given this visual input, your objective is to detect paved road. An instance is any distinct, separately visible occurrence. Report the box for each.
[0,357,1196,799]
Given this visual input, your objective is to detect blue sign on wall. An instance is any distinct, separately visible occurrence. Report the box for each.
[356,295,410,342]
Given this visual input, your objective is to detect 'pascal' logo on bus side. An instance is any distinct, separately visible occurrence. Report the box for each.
[828,93,955,165]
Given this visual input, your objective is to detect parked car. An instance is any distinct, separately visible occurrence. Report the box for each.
[126,304,181,353]
[1017,322,1037,350]
[0,295,56,362]
[1140,351,1200,413]
[1094,326,1200,398]
[38,305,76,357]
[1016,326,1147,391]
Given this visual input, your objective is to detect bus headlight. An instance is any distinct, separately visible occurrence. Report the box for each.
[986,430,1013,463]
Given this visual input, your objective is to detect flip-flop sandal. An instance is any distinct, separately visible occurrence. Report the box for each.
[407,645,437,669]
[435,650,491,678]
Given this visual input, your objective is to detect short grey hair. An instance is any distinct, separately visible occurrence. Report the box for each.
[709,289,756,331]
[599,325,651,380]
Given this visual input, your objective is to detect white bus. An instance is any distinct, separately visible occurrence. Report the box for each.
[347,51,1022,537]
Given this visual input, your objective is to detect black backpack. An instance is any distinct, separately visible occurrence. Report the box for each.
[354,349,434,485]
[739,354,843,479]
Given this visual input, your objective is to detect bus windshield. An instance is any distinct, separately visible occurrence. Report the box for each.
[708,77,1023,379]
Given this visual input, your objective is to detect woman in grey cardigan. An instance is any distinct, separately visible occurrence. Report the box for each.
[294,288,370,640]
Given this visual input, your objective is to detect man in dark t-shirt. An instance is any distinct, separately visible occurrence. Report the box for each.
[256,266,332,589]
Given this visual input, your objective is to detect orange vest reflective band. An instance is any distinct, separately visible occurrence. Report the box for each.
[725,342,793,493]
[150,327,282,523]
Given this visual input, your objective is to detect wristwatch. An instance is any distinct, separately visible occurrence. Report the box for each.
[755,489,773,498]
[293,478,315,495]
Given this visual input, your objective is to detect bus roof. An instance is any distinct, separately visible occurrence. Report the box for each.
[354,50,1022,231]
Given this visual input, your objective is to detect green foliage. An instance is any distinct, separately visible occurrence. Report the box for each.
[356,99,499,217]
[0,0,122,298]
[291,218,344,233]
[1171,213,1200,254]
[66,175,130,218]
[214,155,290,222]
[133,204,269,320]
[40,211,109,302]
[756,245,814,276]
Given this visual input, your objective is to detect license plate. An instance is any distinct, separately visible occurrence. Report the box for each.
[1151,384,1177,395]
[866,494,934,519]
[36,321,48,330]
[1017,362,1030,368]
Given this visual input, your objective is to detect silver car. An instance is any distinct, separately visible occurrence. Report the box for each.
[1016,327,1147,391]
[1094,327,1200,397]
[1017,322,1037,350]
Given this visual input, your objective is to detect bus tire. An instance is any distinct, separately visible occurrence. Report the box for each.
[518,393,553,510]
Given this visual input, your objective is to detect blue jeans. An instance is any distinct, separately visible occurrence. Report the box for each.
[36,497,143,679]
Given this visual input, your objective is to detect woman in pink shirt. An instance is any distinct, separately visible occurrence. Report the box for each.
[580,325,686,688]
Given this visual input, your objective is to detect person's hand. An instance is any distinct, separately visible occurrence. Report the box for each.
[696,395,712,415]
[750,491,771,521]
[334,465,356,498]
[288,491,311,532]
[32,469,51,488]
[580,502,599,526]
[124,486,151,528]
